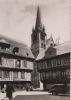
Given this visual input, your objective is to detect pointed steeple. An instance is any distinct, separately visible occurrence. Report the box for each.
[31,6,47,58]
[35,6,42,30]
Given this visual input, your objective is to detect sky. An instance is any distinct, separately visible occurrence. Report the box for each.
[0,0,70,47]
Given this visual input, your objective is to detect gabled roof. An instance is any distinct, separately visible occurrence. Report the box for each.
[0,35,34,59]
[36,41,70,60]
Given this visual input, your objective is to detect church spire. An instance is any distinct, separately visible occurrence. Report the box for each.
[31,6,47,58]
[35,6,42,30]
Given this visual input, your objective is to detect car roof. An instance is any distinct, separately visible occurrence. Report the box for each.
[52,84,64,86]
[51,84,64,87]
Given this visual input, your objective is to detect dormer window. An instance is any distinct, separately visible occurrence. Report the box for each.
[50,43,53,47]
[26,53,29,56]
[0,38,10,50]
[13,47,19,54]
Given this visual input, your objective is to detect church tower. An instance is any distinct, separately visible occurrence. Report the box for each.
[31,6,47,58]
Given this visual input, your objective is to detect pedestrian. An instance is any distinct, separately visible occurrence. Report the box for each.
[6,83,14,100]
[25,84,30,91]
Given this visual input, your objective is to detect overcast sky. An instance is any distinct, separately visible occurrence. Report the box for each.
[0,0,70,47]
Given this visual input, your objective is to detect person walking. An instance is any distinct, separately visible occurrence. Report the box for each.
[6,83,14,100]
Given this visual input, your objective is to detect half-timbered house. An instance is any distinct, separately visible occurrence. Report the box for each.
[36,41,70,91]
[0,35,34,90]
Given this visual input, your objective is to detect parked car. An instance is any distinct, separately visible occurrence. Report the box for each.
[49,84,68,95]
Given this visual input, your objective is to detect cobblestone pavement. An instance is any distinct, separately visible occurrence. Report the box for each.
[0,91,49,100]
[14,93,69,100]
[0,90,69,100]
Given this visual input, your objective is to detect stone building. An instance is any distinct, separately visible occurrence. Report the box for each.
[0,35,34,90]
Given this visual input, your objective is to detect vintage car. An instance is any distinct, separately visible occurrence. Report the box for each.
[49,84,68,95]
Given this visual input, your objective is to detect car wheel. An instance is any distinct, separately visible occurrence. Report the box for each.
[52,91,57,95]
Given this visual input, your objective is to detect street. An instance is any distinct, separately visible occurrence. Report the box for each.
[13,93,69,100]
[0,90,69,100]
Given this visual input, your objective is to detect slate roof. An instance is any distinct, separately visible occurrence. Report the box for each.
[0,35,34,59]
[54,41,70,55]
[36,41,70,60]
[36,48,47,60]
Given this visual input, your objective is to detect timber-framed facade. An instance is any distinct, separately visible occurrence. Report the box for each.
[0,35,34,90]
[36,42,70,91]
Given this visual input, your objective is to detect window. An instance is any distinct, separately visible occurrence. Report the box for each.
[40,73,43,80]
[26,53,29,56]
[43,72,46,79]
[66,57,70,64]
[66,69,70,78]
[37,62,40,70]
[64,57,67,64]
[64,57,69,65]
[47,60,51,67]
[61,57,64,66]
[40,34,45,40]
[44,61,47,69]
[49,71,52,79]
[49,51,52,55]
[13,47,19,54]
[23,60,27,67]
[46,73,49,79]
[44,44,46,49]
[33,33,37,43]
[41,43,43,48]
[3,71,9,78]
[21,71,25,79]
[16,59,21,68]
[57,58,61,65]
[0,71,2,78]
[47,72,50,79]
[13,72,18,79]
[53,71,56,79]
[61,71,65,78]
[6,48,9,51]
[53,59,57,67]
[0,57,2,65]
[57,71,61,79]
[27,72,31,81]
[0,46,10,51]
[1,46,6,50]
